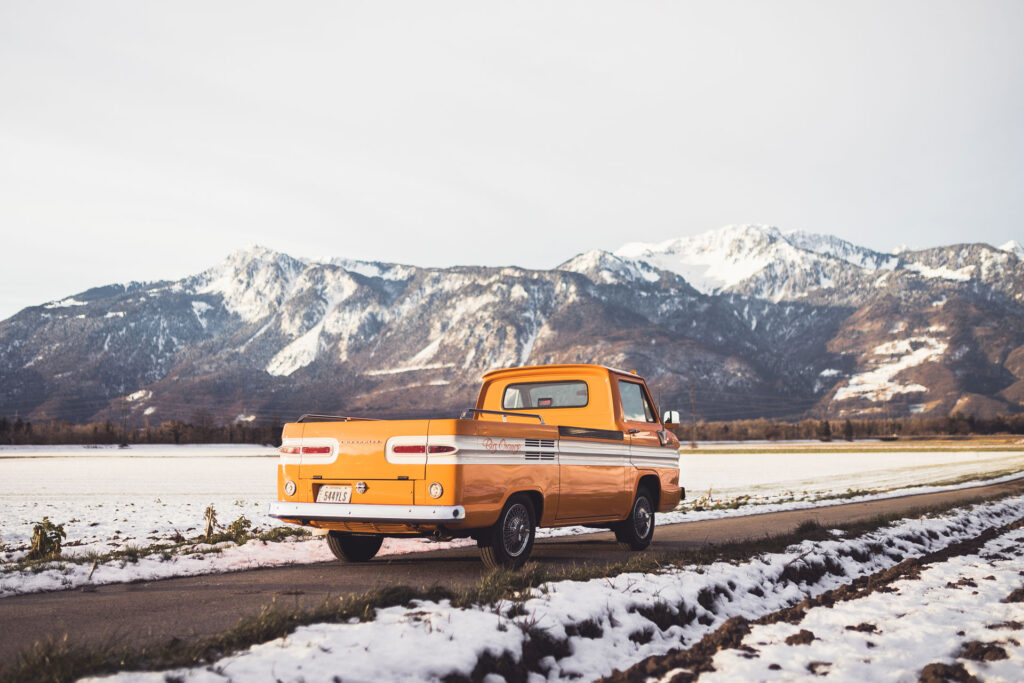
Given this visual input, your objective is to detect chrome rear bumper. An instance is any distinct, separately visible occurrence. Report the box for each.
[268,501,466,524]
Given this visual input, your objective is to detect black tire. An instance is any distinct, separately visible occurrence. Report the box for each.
[479,494,536,569]
[326,531,383,562]
[614,486,655,550]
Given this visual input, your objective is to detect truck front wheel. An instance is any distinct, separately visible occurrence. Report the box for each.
[479,494,536,569]
[614,486,655,550]
[326,531,384,562]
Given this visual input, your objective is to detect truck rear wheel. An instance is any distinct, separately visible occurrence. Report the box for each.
[614,486,655,551]
[479,494,536,569]
[326,531,383,562]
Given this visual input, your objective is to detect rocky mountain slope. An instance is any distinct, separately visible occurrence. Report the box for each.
[2,225,1022,425]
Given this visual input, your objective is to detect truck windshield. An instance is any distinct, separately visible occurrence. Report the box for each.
[502,380,588,409]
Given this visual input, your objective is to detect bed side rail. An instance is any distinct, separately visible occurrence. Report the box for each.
[459,408,546,424]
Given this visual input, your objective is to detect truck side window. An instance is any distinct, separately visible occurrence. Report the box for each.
[619,380,656,422]
[502,381,588,409]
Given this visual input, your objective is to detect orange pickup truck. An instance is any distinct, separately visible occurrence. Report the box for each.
[269,364,683,567]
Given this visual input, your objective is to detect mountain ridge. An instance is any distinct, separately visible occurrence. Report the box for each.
[2,225,1022,425]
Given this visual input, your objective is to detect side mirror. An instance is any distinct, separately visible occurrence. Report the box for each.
[663,410,680,427]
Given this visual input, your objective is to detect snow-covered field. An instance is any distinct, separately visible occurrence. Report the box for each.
[678,446,1024,510]
[0,444,281,560]
[2,444,1023,598]
[84,492,1024,682]
[702,526,1024,682]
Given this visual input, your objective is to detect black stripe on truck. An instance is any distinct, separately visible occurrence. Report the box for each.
[557,425,624,441]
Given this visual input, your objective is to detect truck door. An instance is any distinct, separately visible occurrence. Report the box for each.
[555,429,627,520]
[618,378,665,497]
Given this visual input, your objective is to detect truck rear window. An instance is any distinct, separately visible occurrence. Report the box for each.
[502,381,589,409]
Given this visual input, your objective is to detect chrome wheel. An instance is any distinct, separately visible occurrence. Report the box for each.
[615,486,656,551]
[632,496,653,539]
[502,502,531,557]
[479,495,537,569]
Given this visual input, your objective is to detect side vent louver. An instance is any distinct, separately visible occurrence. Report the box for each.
[524,438,556,460]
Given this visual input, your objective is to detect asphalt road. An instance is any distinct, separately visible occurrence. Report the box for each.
[2,478,1023,663]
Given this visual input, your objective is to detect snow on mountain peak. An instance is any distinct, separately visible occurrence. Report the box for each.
[330,257,416,281]
[612,225,903,298]
[999,240,1024,259]
[781,231,897,271]
[191,246,307,322]
[558,249,662,285]
[614,225,800,295]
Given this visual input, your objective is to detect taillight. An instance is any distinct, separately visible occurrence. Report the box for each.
[393,444,454,454]
[301,446,332,455]
[279,446,300,455]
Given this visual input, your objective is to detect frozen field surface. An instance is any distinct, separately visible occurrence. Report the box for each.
[1,444,1023,596]
[0,444,281,560]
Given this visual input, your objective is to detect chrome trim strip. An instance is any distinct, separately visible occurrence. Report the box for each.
[269,501,466,524]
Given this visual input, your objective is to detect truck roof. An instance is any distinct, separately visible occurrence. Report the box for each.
[481,363,639,380]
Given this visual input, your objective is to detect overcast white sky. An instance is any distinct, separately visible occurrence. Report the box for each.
[1,1,1022,320]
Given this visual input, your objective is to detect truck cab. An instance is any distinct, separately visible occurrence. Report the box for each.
[269,364,682,567]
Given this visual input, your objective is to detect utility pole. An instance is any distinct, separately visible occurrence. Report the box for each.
[119,396,129,447]
[689,385,697,449]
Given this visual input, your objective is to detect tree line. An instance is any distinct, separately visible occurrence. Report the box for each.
[3,411,1023,447]
[675,412,1024,443]
[0,416,282,446]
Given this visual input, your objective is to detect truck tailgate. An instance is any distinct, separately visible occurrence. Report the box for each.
[287,419,432,481]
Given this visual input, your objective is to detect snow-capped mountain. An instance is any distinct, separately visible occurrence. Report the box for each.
[611,224,899,301]
[607,225,1024,307]
[2,225,1023,425]
[1000,240,1024,260]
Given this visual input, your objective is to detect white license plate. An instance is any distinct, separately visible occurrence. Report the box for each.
[317,485,352,503]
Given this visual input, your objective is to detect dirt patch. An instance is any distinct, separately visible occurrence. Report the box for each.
[845,622,879,634]
[806,661,831,675]
[918,661,979,683]
[600,617,752,683]
[565,618,603,639]
[987,620,1023,630]
[444,624,572,683]
[631,601,697,631]
[785,629,815,645]
[958,640,1008,662]
[1004,586,1024,602]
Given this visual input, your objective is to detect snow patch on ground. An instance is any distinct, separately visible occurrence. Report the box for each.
[90,495,1024,683]
[703,526,1024,682]
[3,446,1024,597]
[0,535,474,598]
